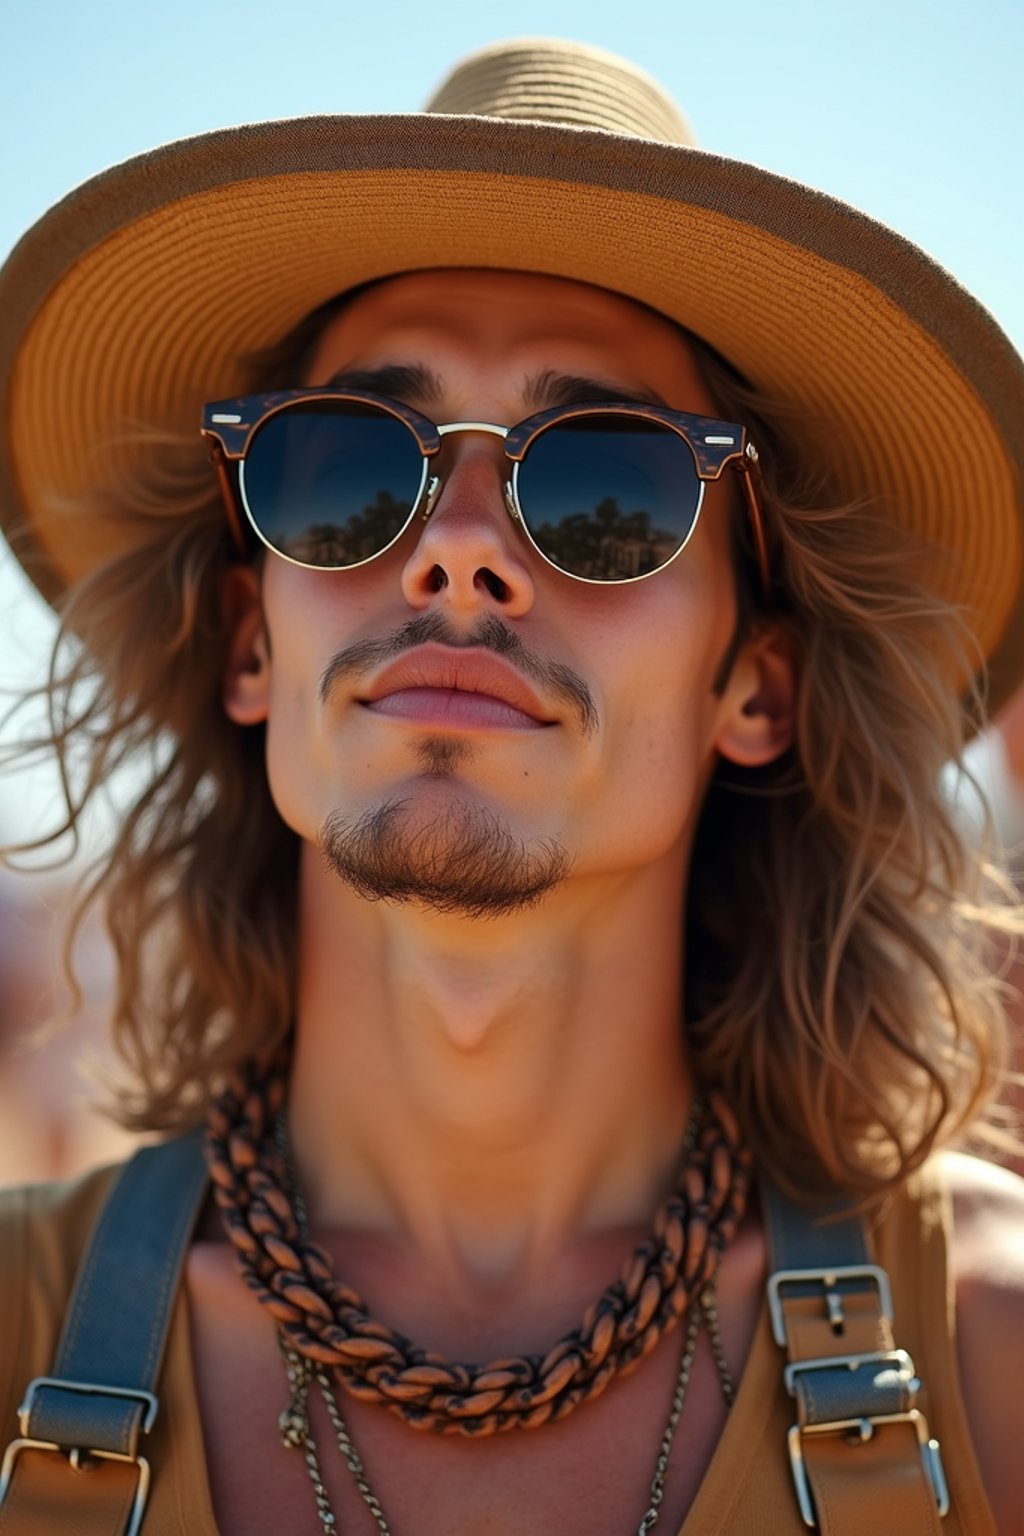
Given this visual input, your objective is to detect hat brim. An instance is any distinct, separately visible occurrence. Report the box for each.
[1,113,1022,709]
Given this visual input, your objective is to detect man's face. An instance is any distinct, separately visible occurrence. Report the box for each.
[225,269,786,916]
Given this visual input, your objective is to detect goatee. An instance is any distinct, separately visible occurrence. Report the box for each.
[320,799,571,919]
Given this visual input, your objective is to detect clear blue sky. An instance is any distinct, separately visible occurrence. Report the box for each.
[1,0,1022,840]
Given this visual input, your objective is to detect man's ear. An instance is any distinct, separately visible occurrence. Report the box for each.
[221,565,270,725]
[714,625,798,768]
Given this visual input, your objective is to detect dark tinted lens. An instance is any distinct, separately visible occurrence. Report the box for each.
[517,417,702,581]
[241,401,423,567]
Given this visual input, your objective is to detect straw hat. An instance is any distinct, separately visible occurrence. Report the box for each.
[1,39,1022,709]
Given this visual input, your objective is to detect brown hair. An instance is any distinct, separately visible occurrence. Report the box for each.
[2,302,1019,1198]
[687,345,1018,1197]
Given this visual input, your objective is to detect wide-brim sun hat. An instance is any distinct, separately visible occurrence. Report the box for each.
[1,38,1022,711]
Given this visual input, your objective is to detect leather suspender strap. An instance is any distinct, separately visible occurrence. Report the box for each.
[0,1137,953,1535]
[0,1128,209,1536]
[761,1179,949,1535]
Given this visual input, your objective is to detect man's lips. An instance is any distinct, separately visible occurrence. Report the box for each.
[358,645,556,731]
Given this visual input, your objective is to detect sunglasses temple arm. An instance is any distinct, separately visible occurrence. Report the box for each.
[736,458,771,597]
[208,441,249,559]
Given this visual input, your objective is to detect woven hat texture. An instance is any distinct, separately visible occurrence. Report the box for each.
[0,37,1021,708]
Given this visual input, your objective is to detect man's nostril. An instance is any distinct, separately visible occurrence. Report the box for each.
[428,565,447,593]
[480,569,509,602]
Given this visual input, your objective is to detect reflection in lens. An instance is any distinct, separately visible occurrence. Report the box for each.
[243,403,423,567]
[517,418,702,580]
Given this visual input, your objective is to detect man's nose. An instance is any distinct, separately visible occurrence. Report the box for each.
[400,444,536,617]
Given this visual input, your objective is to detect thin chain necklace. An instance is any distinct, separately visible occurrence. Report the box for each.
[272,1107,737,1534]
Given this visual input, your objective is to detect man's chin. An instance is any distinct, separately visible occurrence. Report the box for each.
[318,797,571,919]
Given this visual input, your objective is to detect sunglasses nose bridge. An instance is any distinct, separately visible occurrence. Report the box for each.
[428,420,515,523]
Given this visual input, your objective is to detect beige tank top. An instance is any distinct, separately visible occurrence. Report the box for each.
[0,1157,997,1534]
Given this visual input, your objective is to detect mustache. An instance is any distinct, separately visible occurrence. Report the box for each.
[318,611,598,738]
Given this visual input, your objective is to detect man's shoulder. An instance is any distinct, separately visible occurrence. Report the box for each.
[0,1161,126,1439]
[943,1149,1024,1264]
[0,1158,123,1223]
[940,1152,1024,1533]
[943,1150,1024,1364]
[0,1160,125,1290]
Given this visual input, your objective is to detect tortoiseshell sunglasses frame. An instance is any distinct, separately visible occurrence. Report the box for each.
[201,388,769,589]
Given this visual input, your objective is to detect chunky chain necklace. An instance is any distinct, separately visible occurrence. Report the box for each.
[277,1282,733,1534]
[205,1049,750,1527]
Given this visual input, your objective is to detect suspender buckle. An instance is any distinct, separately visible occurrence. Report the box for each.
[0,1437,151,1536]
[1,1378,159,1536]
[767,1263,893,1346]
[787,1409,950,1529]
[16,1376,159,1439]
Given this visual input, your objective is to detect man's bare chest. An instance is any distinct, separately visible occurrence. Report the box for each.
[185,1218,765,1536]
[190,1307,733,1536]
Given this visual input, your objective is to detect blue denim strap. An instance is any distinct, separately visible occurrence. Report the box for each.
[24,1127,209,1457]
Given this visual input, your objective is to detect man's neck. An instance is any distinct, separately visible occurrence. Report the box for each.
[286,845,694,1299]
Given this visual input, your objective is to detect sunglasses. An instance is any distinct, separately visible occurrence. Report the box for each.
[202,388,769,587]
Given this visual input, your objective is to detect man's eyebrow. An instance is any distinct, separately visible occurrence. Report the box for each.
[322,363,444,403]
[522,369,668,411]
[320,363,667,415]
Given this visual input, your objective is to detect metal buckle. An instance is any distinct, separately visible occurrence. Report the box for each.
[783,1347,918,1397]
[0,1437,151,1536]
[787,1409,950,1529]
[767,1264,894,1347]
[0,1378,158,1536]
[17,1377,159,1439]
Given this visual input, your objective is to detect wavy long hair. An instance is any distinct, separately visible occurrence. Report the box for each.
[2,293,1018,1200]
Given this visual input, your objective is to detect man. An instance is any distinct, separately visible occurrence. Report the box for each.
[0,37,1023,1536]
